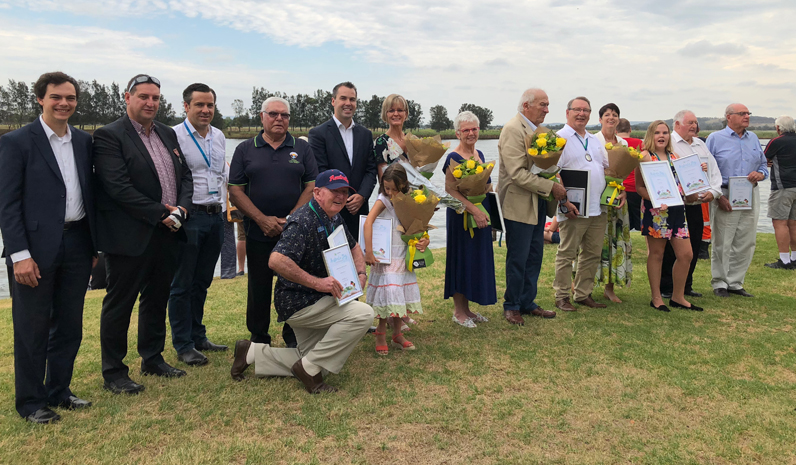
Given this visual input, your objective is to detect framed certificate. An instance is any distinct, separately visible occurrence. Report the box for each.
[321,243,364,306]
[565,187,587,218]
[671,154,710,196]
[639,161,684,208]
[327,224,348,249]
[559,169,590,209]
[728,176,753,210]
[358,215,392,263]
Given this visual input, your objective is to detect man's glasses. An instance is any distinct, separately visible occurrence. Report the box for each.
[265,112,290,120]
[127,75,160,93]
[731,111,752,117]
[568,108,591,114]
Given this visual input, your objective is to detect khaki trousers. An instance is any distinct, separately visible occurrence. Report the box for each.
[253,296,374,377]
[554,213,607,301]
[711,187,760,290]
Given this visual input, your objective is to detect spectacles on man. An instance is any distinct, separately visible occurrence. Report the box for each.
[265,111,290,120]
[387,109,406,114]
[568,108,591,114]
[127,75,161,93]
[731,111,752,117]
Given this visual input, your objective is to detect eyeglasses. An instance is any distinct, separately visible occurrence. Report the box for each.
[459,128,479,134]
[568,108,591,114]
[265,111,290,120]
[730,111,752,117]
[387,109,406,114]
[127,75,160,93]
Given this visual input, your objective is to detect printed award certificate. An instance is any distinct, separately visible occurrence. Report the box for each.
[639,161,684,209]
[671,154,710,196]
[322,243,364,306]
[358,215,392,263]
[565,187,587,218]
[728,176,753,210]
[327,224,348,249]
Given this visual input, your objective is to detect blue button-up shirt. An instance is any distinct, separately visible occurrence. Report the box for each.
[706,126,768,186]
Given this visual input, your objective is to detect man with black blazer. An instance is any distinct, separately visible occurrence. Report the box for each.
[0,72,96,424]
[93,74,193,394]
[308,82,377,235]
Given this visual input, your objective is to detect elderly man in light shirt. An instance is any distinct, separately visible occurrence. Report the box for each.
[553,96,624,312]
[706,103,768,298]
[659,110,723,299]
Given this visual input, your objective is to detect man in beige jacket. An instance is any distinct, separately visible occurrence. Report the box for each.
[497,88,567,325]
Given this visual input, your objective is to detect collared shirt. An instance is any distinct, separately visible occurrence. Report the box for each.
[272,198,357,322]
[671,131,723,203]
[129,118,177,205]
[706,126,768,186]
[764,132,796,190]
[332,114,355,165]
[228,130,319,242]
[556,124,608,220]
[173,119,226,206]
[518,112,538,132]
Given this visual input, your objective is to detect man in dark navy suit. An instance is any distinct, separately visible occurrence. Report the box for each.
[93,74,193,395]
[0,72,97,424]
[308,82,377,235]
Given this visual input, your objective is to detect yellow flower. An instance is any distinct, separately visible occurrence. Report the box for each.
[541,150,548,155]
[605,142,614,150]
[413,189,424,196]
[487,163,494,169]
[465,159,476,169]
[476,166,484,174]
[414,194,426,203]
[556,137,566,147]
[453,169,462,178]
[528,148,538,156]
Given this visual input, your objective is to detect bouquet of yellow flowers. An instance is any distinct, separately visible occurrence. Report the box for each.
[405,133,450,179]
[448,158,495,237]
[525,127,567,201]
[391,186,440,270]
[601,143,644,206]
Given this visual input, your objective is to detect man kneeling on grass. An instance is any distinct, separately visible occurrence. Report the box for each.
[230,170,374,393]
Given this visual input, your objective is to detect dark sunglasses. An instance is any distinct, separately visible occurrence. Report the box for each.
[127,75,161,93]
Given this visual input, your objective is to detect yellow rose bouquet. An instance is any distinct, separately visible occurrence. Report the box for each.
[405,133,450,179]
[525,127,567,201]
[447,158,495,237]
[601,143,643,206]
[391,186,440,270]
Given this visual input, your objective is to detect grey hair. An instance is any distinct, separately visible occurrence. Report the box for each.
[261,96,290,113]
[674,110,695,124]
[725,103,741,117]
[454,111,480,131]
[567,96,591,110]
[517,88,544,112]
[775,115,796,133]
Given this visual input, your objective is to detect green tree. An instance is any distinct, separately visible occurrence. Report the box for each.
[109,82,125,121]
[211,108,225,130]
[362,95,385,130]
[231,98,246,130]
[458,103,493,130]
[405,99,422,129]
[6,79,36,128]
[249,87,273,122]
[155,95,177,125]
[429,105,452,131]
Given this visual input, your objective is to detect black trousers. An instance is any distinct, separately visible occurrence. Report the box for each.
[339,205,367,242]
[660,204,704,294]
[12,221,93,418]
[246,237,295,346]
[100,227,178,381]
[626,190,642,232]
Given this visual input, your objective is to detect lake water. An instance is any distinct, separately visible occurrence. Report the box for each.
[0,137,775,300]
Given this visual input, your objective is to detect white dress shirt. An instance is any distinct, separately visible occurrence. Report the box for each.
[556,124,608,221]
[333,115,355,165]
[671,131,723,204]
[173,119,226,206]
[10,117,85,264]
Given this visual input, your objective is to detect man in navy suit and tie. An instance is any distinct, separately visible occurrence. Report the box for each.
[308,82,377,236]
[0,72,97,424]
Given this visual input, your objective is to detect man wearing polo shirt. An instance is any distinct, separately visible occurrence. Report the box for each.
[554,96,623,311]
[763,115,796,269]
[706,103,768,297]
[229,97,318,349]
[168,83,229,367]
[230,170,374,394]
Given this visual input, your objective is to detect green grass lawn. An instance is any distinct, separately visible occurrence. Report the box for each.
[1,233,794,464]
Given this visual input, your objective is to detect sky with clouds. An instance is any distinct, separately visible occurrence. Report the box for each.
[1,0,794,125]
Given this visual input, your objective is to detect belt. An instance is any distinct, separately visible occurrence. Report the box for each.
[192,204,223,214]
[63,217,87,230]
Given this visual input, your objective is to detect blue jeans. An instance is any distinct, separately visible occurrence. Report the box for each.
[503,200,547,312]
[168,210,224,354]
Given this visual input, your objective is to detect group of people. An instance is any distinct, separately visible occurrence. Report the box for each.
[2,71,793,425]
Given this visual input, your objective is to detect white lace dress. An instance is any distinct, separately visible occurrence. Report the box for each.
[365,194,423,319]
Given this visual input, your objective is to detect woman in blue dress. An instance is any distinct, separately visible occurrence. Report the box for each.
[442,111,497,327]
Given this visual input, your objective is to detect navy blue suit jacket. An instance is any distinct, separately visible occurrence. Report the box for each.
[0,118,97,268]
[309,118,377,203]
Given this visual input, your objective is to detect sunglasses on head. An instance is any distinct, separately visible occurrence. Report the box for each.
[128,75,161,93]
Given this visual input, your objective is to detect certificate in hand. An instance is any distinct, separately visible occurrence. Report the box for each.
[358,215,392,263]
[565,187,587,218]
[639,161,684,209]
[671,154,710,196]
[728,176,753,210]
[322,243,364,306]
[327,224,348,249]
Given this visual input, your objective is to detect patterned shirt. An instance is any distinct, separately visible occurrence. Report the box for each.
[130,118,177,205]
[272,198,357,322]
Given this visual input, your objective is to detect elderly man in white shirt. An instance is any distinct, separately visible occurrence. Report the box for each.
[554,96,625,311]
[658,110,722,298]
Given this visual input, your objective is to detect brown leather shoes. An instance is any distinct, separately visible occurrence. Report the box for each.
[575,295,607,308]
[503,310,525,326]
[291,359,338,394]
[530,307,556,318]
[230,340,251,381]
[555,298,577,312]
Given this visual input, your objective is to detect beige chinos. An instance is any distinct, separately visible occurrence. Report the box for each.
[553,213,608,301]
[711,187,760,290]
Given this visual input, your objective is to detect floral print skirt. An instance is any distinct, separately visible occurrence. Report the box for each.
[641,199,689,240]
[597,204,632,287]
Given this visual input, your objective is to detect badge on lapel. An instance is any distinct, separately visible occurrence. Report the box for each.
[173,148,181,159]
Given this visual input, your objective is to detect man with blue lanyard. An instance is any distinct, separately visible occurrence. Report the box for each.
[168,83,229,366]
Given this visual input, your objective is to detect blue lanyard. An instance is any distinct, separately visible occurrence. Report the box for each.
[574,133,589,151]
[308,202,330,237]
[183,121,212,168]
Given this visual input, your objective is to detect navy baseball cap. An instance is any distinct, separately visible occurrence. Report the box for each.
[316,169,356,192]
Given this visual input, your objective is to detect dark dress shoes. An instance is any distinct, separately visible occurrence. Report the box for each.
[728,288,754,297]
[555,299,577,312]
[669,299,704,311]
[103,377,145,395]
[231,340,251,381]
[684,290,703,297]
[291,359,338,394]
[177,348,209,366]
[503,310,525,325]
[56,395,92,410]
[141,362,186,378]
[650,301,670,312]
[713,288,730,298]
[26,407,61,424]
[575,295,607,308]
[530,307,556,319]
[196,340,228,352]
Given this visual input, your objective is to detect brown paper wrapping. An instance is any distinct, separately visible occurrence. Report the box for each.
[446,160,494,197]
[391,191,440,236]
[524,127,563,170]
[604,146,641,179]
[405,133,450,168]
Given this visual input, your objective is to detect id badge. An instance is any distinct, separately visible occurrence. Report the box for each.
[208,175,219,194]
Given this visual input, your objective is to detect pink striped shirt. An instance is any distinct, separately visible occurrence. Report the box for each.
[130,118,177,206]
